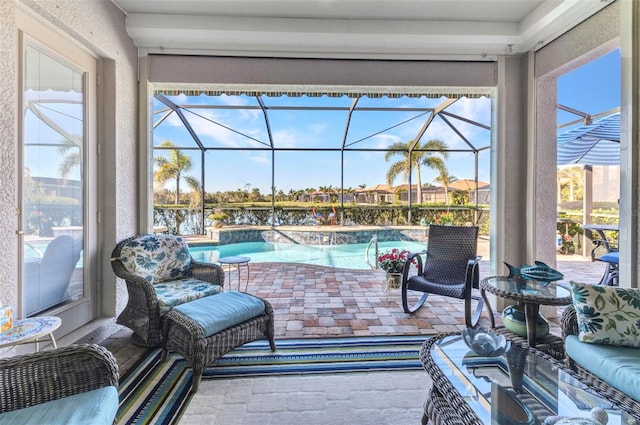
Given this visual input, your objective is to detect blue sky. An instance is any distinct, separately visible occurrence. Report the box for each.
[155,95,492,194]
[557,49,620,128]
[153,49,620,195]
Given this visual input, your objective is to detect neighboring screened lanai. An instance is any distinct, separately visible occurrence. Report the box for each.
[152,87,493,233]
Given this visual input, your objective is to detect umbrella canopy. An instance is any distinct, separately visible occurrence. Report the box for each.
[557,112,620,165]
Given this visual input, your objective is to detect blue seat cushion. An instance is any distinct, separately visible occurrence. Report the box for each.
[0,386,118,425]
[566,335,640,402]
[173,291,266,337]
[154,278,223,314]
[600,252,619,264]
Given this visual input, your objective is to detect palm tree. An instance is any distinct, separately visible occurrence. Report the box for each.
[433,170,455,205]
[154,140,200,205]
[385,139,448,204]
[57,136,83,181]
[557,165,583,202]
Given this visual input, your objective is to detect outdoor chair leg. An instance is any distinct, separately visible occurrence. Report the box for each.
[598,262,619,286]
[402,289,429,313]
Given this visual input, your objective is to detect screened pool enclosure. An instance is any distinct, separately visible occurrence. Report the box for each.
[152,89,493,234]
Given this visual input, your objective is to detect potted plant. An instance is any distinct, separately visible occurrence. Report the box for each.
[377,248,411,289]
[437,211,455,225]
[562,235,576,255]
[209,212,228,228]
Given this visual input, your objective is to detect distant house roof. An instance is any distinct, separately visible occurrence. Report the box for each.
[357,181,490,194]
[448,179,490,191]
[356,184,394,193]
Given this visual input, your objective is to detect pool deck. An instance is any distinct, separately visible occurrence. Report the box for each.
[93,248,603,376]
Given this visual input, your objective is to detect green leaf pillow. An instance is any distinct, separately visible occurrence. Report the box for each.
[570,281,640,348]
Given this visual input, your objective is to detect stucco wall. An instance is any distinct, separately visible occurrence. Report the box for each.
[535,0,619,79]
[0,0,138,324]
[0,1,18,310]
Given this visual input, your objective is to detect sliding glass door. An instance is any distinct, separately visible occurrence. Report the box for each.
[18,13,97,335]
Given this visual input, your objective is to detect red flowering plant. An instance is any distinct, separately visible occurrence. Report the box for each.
[436,211,455,224]
[377,248,411,274]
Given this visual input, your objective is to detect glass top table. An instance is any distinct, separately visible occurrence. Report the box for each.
[480,276,572,348]
[420,333,633,425]
[0,316,61,352]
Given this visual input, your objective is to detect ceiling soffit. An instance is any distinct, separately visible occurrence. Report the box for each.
[115,0,614,60]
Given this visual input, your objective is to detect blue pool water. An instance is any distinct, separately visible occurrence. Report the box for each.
[189,240,426,270]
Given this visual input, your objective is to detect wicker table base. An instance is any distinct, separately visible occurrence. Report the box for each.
[492,326,564,359]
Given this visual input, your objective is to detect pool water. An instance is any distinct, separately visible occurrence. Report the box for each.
[189,240,426,270]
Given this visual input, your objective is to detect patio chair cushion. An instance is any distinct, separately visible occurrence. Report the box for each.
[600,251,619,264]
[116,234,191,283]
[0,386,118,425]
[173,291,265,337]
[566,334,640,403]
[570,281,640,348]
[155,278,224,314]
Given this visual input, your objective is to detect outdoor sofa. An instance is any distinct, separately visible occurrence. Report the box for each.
[562,283,640,418]
[0,344,119,424]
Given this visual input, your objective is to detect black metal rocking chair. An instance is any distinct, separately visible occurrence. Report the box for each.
[401,224,484,328]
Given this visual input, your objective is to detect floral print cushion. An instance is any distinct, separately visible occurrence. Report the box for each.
[118,234,192,283]
[155,278,224,315]
[571,281,640,348]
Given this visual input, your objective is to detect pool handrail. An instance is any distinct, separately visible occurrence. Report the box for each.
[365,235,379,270]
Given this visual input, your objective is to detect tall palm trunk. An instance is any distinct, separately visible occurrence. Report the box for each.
[175,172,181,204]
[415,158,423,204]
[443,182,449,204]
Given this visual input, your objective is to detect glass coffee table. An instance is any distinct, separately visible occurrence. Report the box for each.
[420,333,635,425]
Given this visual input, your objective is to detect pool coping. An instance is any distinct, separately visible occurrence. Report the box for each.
[190,225,430,246]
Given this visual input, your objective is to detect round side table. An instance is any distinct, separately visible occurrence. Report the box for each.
[480,276,571,348]
[219,256,251,292]
[0,316,61,352]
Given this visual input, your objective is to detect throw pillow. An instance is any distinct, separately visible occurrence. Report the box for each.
[570,281,640,348]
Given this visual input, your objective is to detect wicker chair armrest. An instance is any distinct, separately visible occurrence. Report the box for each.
[188,258,225,287]
[561,304,579,340]
[0,344,119,413]
[113,267,160,308]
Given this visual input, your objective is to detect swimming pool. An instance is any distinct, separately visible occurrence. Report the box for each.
[189,240,426,270]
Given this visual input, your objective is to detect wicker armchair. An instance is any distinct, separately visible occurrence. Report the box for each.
[561,304,640,418]
[0,344,119,422]
[401,225,484,328]
[111,234,225,347]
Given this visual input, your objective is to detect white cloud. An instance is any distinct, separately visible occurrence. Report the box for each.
[249,153,270,165]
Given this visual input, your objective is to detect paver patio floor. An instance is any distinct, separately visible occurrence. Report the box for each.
[99,256,606,375]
